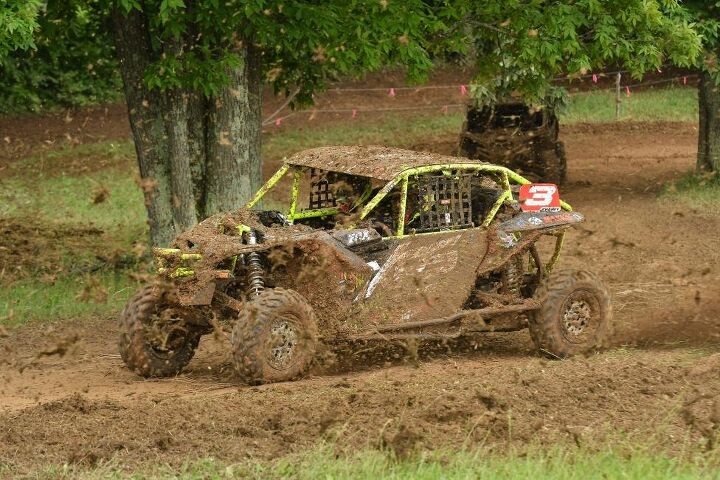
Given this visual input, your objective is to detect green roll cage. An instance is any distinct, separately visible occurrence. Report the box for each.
[156,162,573,278]
[246,162,572,237]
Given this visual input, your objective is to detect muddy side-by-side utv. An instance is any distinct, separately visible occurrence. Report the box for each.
[119,146,611,384]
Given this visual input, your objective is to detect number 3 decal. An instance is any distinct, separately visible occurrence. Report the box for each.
[519,184,561,212]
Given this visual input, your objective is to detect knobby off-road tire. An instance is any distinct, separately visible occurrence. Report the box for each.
[232,288,318,385]
[119,285,201,377]
[529,269,612,358]
[541,142,567,185]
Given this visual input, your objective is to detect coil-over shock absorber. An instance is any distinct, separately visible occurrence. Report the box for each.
[502,255,523,298]
[245,230,265,296]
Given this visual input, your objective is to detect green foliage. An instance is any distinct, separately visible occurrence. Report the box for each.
[685,1,720,82]
[0,0,708,113]
[136,0,442,105]
[454,0,702,108]
[121,0,705,111]
[0,0,121,112]
[0,0,41,59]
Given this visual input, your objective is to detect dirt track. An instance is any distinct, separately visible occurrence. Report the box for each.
[1,122,720,471]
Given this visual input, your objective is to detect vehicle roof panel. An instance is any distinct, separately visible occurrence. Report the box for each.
[285,145,489,181]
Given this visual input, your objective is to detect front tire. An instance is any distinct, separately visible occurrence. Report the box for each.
[119,285,201,377]
[529,270,612,358]
[232,288,318,385]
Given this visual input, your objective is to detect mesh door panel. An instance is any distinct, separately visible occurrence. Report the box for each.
[308,168,337,209]
[415,172,473,232]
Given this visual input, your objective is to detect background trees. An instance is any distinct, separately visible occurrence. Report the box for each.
[0,1,119,112]
[454,1,700,108]
[0,1,40,60]
[685,1,720,174]
[1,0,709,246]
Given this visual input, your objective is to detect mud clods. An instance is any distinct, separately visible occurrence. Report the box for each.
[0,218,106,279]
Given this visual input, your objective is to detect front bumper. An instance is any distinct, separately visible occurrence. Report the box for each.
[153,248,236,280]
[153,248,203,278]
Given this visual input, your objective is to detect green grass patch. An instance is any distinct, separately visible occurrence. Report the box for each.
[263,112,463,161]
[663,170,720,210]
[0,173,145,233]
[19,443,720,479]
[561,86,697,124]
[0,272,136,325]
[8,140,136,173]
[1,141,142,234]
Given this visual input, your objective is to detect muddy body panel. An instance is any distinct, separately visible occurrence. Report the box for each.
[349,229,489,331]
[171,225,373,312]
[265,236,373,334]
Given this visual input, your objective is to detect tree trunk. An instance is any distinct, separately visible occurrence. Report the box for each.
[164,89,199,232]
[112,9,263,247]
[204,44,263,215]
[111,8,175,247]
[697,71,720,173]
[186,92,208,219]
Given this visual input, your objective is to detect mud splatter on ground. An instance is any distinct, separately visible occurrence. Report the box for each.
[0,323,718,471]
[1,121,719,472]
[0,218,122,280]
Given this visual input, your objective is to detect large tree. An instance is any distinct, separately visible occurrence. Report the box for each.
[6,0,704,247]
[685,1,720,174]
[111,0,444,246]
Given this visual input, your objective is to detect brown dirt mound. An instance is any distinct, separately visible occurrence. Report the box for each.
[0,218,117,280]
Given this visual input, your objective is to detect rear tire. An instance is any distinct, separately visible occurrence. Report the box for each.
[119,285,201,377]
[232,288,318,385]
[529,270,612,358]
[535,142,567,185]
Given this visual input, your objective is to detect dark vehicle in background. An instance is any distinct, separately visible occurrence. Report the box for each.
[459,102,567,185]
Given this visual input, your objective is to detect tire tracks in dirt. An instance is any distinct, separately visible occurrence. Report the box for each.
[1,122,720,471]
